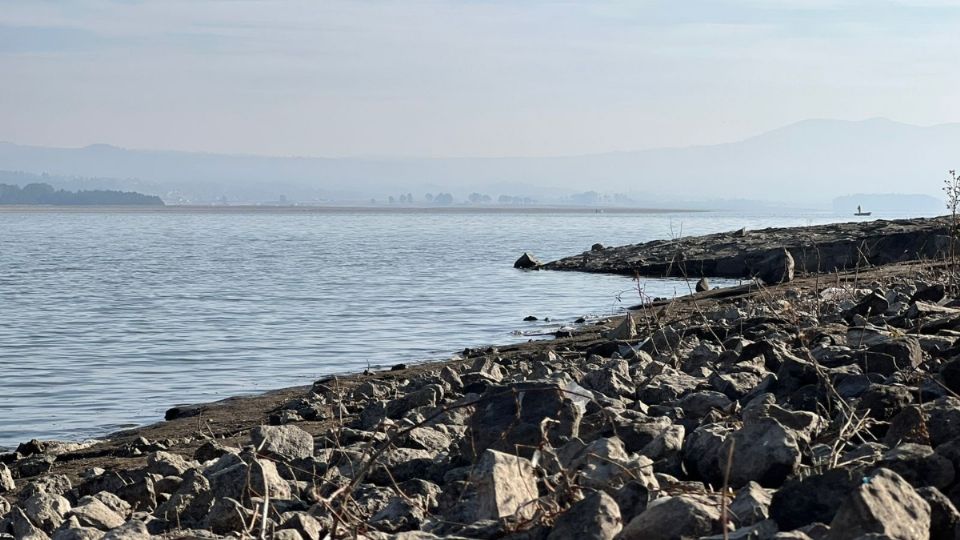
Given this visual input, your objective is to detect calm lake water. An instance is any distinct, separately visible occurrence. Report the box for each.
[0,208,919,448]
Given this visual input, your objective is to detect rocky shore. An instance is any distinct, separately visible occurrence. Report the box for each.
[540,216,954,280]
[4,254,960,538]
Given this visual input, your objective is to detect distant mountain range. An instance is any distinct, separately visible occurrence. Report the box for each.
[0,118,956,206]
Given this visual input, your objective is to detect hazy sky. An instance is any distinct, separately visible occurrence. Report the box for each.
[2,1,960,158]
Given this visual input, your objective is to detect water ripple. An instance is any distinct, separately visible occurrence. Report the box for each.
[0,209,868,447]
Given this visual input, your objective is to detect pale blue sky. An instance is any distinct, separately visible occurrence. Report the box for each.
[2,0,959,157]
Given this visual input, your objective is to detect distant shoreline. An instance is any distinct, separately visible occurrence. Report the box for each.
[0,204,709,214]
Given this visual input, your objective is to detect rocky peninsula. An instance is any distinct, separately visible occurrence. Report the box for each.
[4,219,960,539]
[539,216,954,280]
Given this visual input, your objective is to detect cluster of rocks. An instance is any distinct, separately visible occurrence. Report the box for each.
[539,216,953,281]
[6,269,960,538]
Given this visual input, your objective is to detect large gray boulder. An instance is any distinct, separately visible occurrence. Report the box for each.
[153,469,213,527]
[682,423,731,485]
[102,520,151,540]
[51,519,103,540]
[620,495,720,540]
[250,424,315,460]
[12,506,52,540]
[145,451,193,477]
[23,491,72,532]
[729,481,772,527]
[459,381,583,461]
[474,449,539,521]
[721,418,801,488]
[770,467,860,531]
[880,443,955,490]
[826,468,930,540]
[567,437,658,491]
[887,397,960,447]
[860,338,923,376]
[208,457,292,502]
[66,496,125,530]
[0,463,14,493]
[917,487,960,540]
[751,248,795,285]
[607,314,637,341]
[547,491,622,540]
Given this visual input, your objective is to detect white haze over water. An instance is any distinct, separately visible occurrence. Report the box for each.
[1,2,960,202]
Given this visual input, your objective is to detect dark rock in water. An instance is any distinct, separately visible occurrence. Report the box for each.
[523,315,538,321]
[826,468,930,540]
[513,252,542,269]
[591,243,606,251]
[696,277,711,292]
[164,404,206,421]
[751,248,795,285]
[770,467,860,530]
[390,363,407,371]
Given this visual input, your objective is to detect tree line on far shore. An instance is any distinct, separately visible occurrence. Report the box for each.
[0,183,164,206]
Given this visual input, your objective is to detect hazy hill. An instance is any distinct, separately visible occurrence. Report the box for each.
[0,118,955,205]
[0,181,164,206]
